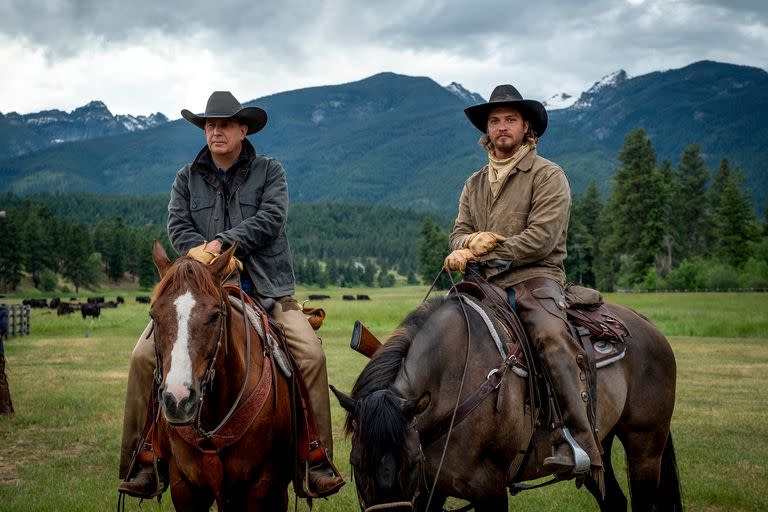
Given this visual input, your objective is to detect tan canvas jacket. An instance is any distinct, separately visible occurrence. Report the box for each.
[449,148,571,288]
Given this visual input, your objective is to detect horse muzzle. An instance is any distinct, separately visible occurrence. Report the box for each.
[159,386,200,425]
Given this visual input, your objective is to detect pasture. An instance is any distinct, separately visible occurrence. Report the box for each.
[0,288,766,511]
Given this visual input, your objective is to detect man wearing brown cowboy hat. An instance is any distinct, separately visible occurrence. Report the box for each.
[444,85,602,481]
[118,91,344,499]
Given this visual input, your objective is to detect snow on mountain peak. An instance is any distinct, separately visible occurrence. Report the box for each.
[445,82,485,105]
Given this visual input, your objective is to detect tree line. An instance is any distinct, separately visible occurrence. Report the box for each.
[2,129,766,294]
[0,198,429,292]
[567,129,767,291]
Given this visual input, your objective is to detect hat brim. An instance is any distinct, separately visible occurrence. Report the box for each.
[181,106,268,136]
[464,99,548,137]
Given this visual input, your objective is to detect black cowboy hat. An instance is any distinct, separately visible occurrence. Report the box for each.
[464,84,548,137]
[181,91,267,135]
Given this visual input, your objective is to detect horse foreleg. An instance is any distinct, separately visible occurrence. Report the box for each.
[584,431,627,512]
[168,474,214,512]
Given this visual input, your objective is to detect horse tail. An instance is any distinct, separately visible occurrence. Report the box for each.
[657,432,683,511]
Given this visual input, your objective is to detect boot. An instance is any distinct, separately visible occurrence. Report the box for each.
[118,463,164,500]
[307,461,345,498]
[543,442,575,474]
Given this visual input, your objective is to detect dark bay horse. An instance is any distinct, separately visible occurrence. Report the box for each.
[333,294,682,511]
[150,242,293,511]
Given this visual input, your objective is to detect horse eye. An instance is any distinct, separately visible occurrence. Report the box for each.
[208,312,220,325]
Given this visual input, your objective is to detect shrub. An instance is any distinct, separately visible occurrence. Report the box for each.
[666,259,707,291]
[741,258,768,289]
[40,270,58,292]
[703,263,740,290]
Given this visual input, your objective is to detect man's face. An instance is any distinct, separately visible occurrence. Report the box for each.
[487,107,529,157]
[205,118,248,159]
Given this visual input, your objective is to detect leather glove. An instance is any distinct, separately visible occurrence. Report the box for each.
[465,231,506,257]
[444,248,477,273]
[187,242,217,264]
[210,252,244,277]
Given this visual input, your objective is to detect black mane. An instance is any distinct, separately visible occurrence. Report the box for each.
[344,295,452,435]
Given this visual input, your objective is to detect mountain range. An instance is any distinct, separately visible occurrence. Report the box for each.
[0,60,765,216]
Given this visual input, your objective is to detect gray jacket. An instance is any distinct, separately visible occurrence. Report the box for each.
[167,139,295,298]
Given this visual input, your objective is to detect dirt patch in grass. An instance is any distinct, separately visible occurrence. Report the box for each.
[0,428,88,486]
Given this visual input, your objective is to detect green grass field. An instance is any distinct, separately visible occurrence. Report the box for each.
[1,288,766,511]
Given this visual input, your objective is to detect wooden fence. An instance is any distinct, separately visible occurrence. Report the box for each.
[1,304,31,337]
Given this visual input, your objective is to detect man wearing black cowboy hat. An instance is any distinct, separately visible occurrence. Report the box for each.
[444,85,602,481]
[118,91,344,499]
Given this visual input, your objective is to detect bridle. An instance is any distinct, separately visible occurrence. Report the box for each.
[153,285,255,438]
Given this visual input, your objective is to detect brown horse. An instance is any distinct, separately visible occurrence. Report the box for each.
[150,241,293,511]
[332,293,682,511]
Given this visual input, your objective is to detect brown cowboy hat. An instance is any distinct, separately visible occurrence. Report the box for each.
[181,91,267,135]
[464,84,548,137]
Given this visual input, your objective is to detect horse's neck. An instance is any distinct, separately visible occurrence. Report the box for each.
[201,307,262,426]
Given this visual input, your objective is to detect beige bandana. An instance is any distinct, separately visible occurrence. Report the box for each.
[487,144,533,198]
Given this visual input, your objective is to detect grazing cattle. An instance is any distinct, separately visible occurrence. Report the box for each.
[49,298,61,309]
[87,297,105,305]
[116,296,125,304]
[57,302,76,316]
[342,295,356,301]
[23,298,48,308]
[97,301,118,309]
[356,294,371,301]
[135,296,151,304]
[308,294,331,301]
[81,303,101,319]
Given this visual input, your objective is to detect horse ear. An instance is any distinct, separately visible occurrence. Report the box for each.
[330,385,357,413]
[208,242,238,278]
[401,392,430,417]
[152,240,172,278]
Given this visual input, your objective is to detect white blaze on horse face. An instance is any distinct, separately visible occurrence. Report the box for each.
[165,291,196,401]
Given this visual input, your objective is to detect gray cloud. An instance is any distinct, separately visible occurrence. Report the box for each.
[1,0,765,114]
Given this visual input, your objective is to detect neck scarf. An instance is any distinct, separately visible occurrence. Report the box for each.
[487,144,533,198]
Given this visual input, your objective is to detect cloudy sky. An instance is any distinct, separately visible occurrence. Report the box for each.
[1,0,766,118]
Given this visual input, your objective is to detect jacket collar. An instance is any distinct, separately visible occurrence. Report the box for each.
[190,139,256,194]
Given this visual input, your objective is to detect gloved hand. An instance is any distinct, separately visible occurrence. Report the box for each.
[444,248,477,273]
[465,231,506,257]
[187,242,218,264]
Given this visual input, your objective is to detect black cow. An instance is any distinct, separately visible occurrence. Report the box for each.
[116,296,125,304]
[308,294,331,301]
[97,301,118,309]
[23,298,48,308]
[342,295,356,301]
[57,302,76,316]
[136,296,151,304]
[356,294,371,301]
[49,297,61,309]
[81,303,101,319]
[87,297,105,305]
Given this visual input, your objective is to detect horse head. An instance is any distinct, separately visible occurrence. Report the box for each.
[150,240,237,425]
[333,385,429,511]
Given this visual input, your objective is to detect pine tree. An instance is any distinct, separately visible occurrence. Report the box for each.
[0,209,24,291]
[418,217,452,289]
[673,144,710,259]
[710,161,758,266]
[601,129,667,288]
[60,224,99,293]
[567,181,603,287]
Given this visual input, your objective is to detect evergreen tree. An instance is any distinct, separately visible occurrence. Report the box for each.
[418,217,452,289]
[20,205,57,289]
[710,161,758,266]
[656,160,676,277]
[60,224,99,293]
[601,129,667,288]
[0,210,24,291]
[567,181,603,286]
[673,144,710,259]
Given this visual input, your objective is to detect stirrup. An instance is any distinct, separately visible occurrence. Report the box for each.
[561,427,590,474]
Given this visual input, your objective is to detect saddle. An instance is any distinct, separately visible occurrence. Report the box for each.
[453,280,630,370]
